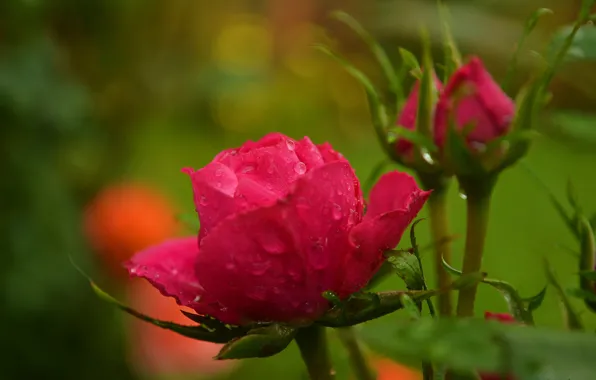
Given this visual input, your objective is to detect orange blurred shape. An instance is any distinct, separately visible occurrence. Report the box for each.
[126,279,235,377]
[374,358,422,380]
[84,183,178,277]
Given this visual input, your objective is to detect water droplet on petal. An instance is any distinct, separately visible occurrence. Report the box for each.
[331,203,342,220]
[215,169,223,177]
[259,233,286,255]
[286,139,295,151]
[294,162,306,175]
[225,262,236,271]
[250,260,271,276]
[308,238,329,270]
[199,195,208,206]
[336,188,343,196]
[288,268,302,282]
[241,165,255,174]
[246,286,267,301]
[193,295,202,302]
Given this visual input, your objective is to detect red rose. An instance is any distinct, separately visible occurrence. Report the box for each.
[126,133,430,324]
[395,72,443,157]
[434,57,515,149]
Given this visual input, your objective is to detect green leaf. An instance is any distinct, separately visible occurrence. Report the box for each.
[398,47,421,74]
[330,10,402,114]
[177,212,200,231]
[317,273,482,327]
[567,179,581,212]
[386,250,425,291]
[400,294,422,319]
[90,281,247,343]
[361,316,596,379]
[314,44,391,157]
[567,288,596,303]
[578,216,596,275]
[441,258,543,324]
[215,324,297,360]
[523,286,548,312]
[544,259,584,330]
[502,8,553,93]
[437,0,462,81]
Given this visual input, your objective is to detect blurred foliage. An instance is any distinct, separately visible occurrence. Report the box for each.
[1,0,596,379]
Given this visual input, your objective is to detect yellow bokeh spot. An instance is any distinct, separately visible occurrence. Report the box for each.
[212,14,272,74]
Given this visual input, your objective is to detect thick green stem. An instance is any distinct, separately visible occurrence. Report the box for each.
[419,173,453,317]
[456,189,492,317]
[295,325,335,380]
[337,328,376,380]
[428,187,453,316]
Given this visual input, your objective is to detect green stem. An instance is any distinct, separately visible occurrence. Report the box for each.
[295,325,335,380]
[419,173,453,317]
[456,186,492,317]
[337,328,376,380]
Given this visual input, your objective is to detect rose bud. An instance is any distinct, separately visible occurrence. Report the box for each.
[126,133,430,325]
[394,73,443,158]
[480,311,516,380]
[434,57,515,150]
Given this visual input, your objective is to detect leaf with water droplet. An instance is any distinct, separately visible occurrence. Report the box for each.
[215,324,297,360]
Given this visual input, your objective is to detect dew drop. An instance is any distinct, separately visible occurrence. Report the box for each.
[459,191,467,200]
[225,262,237,271]
[294,161,307,175]
[241,165,255,174]
[286,139,295,151]
[421,149,435,165]
[336,188,344,196]
[193,295,202,303]
[259,233,286,255]
[250,260,271,276]
[129,267,137,274]
[308,239,329,270]
[246,286,267,301]
[331,203,342,220]
[171,268,179,275]
[215,169,223,177]
[199,195,208,206]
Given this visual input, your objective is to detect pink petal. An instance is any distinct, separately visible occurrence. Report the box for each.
[183,163,239,242]
[316,142,347,164]
[342,172,430,295]
[125,237,240,324]
[196,161,364,323]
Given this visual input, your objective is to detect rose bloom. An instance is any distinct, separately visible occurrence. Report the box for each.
[127,133,430,325]
[434,57,515,149]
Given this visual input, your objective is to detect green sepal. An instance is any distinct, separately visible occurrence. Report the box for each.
[502,8,553,93]
[317,272,484,327]
[314,44,392,159]
[437,0,462,81]
[398,47,421,78]
[329,10,403,115]
[577,216,596,312]
[441,257,545,325]
[387,126,438,153]
[215,324,297,360]
[544,259,584,330]
[444,118,486,177]
[90,281,247,343]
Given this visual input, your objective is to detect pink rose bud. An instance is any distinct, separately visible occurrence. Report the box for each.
[434,57,515,149]
[126,133,430,325]
[395,73,443,157]
[480,311,516,380]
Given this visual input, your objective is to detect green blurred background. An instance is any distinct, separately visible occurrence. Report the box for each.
[1,0,596,379]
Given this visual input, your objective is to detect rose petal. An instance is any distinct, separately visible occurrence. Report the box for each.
[316,142,347,164]
[365,171,429,220]
[183,163,239,241]
[294,136,325,169]
[196,161,363,322]
[342,172,430,294]
[125,237,240,324]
